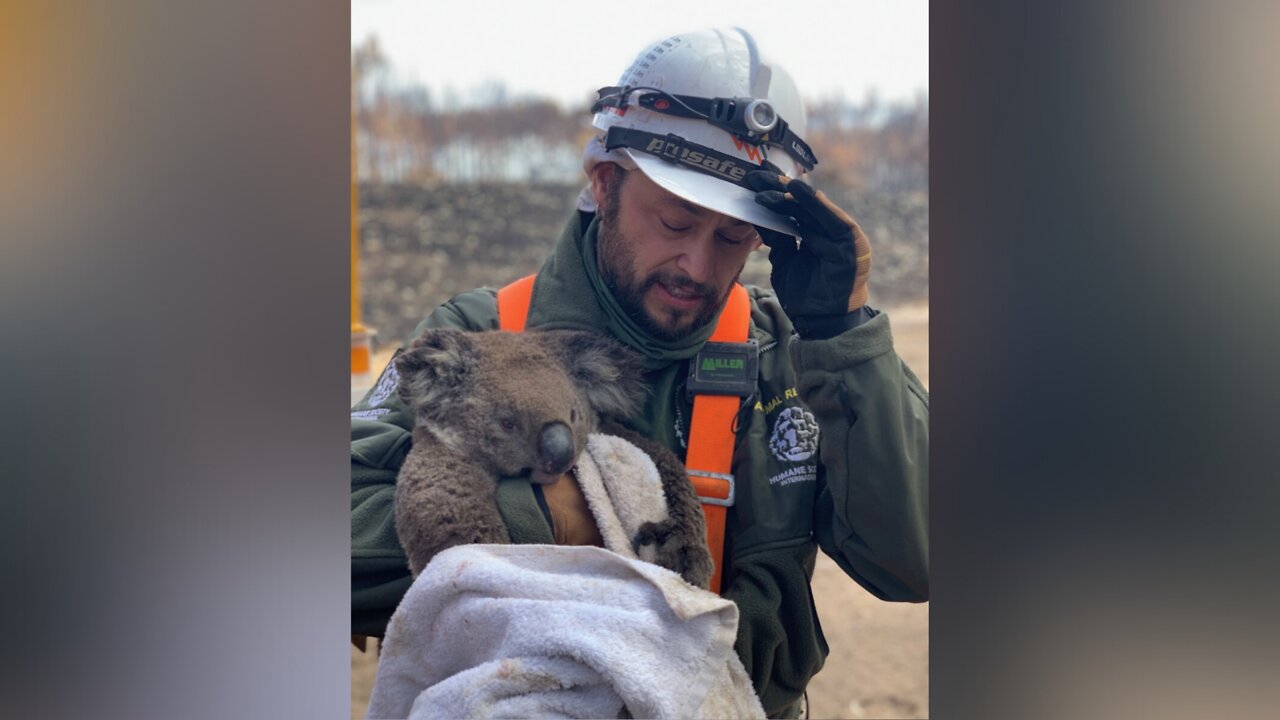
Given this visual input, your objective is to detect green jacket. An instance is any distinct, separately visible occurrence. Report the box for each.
[352,212,929,718]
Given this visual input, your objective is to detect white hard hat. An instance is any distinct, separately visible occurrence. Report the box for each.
[588,28,815,237]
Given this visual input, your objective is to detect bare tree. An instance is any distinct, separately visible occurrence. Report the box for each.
[352,34,926,189]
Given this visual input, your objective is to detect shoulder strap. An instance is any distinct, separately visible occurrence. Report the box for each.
[497,274,537,332]
[685,283,750,594]
[497,273,750,595]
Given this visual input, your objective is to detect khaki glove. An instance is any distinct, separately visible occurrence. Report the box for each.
[745,171,873,337]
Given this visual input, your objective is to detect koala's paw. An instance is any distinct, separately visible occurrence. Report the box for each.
[632,519,714,590]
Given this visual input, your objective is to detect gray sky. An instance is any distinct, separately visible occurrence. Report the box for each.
[352,0,928,107]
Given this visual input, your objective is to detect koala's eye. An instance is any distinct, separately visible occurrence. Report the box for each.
[500,417,517,431]
[570,408,578,423]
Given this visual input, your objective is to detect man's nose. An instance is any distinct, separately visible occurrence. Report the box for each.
[677,233,717,284]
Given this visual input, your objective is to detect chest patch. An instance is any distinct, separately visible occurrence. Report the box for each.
[769,406,820,462]
[768,464,817,488]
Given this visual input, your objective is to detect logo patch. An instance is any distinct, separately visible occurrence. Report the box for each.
[351,408,391,421]
[769,406,820,462]
[768,464,817,488]
[642,136,750,182]
[731,135,764,163]
[700,356,744,372]
[365,361,400,408]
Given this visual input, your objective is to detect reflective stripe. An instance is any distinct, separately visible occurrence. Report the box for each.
[689,469,735,507]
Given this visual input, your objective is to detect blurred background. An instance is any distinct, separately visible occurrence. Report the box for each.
[350,1,928,718]
[6,3,1278,719]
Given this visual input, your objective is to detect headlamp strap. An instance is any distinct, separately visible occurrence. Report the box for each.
[594,86,818,171]
[593,86,714,122]
[770,123,817,170]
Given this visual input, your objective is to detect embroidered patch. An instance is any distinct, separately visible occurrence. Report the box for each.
[365,360,401,408]
[768,465,817,487]
[769,406,820,462]
[351,408,391,421]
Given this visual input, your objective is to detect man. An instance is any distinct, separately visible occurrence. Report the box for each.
[352,27,928,718]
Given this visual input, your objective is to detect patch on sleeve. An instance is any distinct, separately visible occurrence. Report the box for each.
[769,406,820,462]
[351,408,391,421]
[365,357,401,408]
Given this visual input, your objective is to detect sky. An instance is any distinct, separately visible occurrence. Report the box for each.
[351,0,928,108]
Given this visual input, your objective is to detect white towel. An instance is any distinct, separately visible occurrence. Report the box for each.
[366,434,765,719]
[571,433,668,566]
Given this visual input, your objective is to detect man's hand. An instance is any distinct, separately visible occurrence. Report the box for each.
[745,171,872,335]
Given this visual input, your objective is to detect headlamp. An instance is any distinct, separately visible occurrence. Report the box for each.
[744,100,778,134]
[709,97,779,137]
[592,86,818,172]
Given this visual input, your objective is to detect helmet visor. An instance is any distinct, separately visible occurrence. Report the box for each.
[623,149,801,237]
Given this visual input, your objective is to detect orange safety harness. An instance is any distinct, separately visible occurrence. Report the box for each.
[498,274,750,594]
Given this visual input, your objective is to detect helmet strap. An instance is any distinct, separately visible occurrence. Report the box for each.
[603,126,766,189]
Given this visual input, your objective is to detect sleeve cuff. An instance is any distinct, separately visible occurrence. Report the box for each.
[791,306,879,340]
[791,309,896,374]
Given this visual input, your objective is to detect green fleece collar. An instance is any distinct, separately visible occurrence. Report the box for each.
[525,212,717,369]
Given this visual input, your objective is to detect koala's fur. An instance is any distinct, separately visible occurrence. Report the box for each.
[393,327,713,589]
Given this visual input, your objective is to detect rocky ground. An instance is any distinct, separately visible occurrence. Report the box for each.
[352,181,929,719]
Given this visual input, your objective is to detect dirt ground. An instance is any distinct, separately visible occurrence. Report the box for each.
[351,301,929,720]
[803,301,928,720]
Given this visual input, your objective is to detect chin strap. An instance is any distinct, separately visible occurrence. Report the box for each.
[498,274,752,594]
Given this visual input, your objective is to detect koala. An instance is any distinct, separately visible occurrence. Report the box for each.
[393,327,713,589]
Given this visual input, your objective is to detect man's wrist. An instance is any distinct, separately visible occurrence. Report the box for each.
[792,306,878,340]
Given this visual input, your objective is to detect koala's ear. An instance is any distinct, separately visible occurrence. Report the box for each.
[534,330,647,419]
[395,328,474,409]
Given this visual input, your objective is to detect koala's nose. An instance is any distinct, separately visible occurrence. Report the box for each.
[537,421,575,475]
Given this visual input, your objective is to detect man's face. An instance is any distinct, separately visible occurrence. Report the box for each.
[595,167,762,342]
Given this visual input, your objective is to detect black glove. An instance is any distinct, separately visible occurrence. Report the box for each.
[745,171,873,339]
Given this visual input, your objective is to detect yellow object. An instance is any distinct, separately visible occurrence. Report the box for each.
[351,93,362,332]
[351,87,375,379]
[351,336,372,375]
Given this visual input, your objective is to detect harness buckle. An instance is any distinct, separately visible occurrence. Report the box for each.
[688,469,735,507]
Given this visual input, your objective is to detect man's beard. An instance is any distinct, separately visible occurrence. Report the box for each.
[597,202,729,343]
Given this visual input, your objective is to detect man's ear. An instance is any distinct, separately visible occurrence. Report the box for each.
[588,161,620,213]
[532,329,647,420]
[395,328,474,410]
